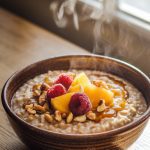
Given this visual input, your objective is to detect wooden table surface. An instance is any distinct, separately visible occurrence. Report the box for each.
[0,8,149,150]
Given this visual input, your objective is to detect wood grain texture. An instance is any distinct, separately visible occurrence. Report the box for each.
[0,8,149,150]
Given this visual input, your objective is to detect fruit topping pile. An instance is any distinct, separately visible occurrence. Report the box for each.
[25,72,127,123]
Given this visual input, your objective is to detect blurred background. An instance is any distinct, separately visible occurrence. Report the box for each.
[1,0,150,76]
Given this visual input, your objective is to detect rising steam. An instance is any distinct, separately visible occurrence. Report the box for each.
[49,0,115,55]
[49,0,150,76]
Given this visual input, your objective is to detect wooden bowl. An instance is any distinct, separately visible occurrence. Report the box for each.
[1,55,150,150]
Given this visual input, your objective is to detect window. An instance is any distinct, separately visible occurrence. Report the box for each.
[83,0,150,24]
[118,0,150,23]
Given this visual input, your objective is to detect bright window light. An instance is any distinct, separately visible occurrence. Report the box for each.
[118,0,150,23]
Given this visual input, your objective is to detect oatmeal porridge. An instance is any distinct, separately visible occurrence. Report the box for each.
[11,70,147,134]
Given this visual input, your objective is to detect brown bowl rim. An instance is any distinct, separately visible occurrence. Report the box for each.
[1,54,150,139]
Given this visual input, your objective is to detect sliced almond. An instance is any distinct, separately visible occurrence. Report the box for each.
[97,100,106,112]
[43,103,49,111]
[40,83,50,91]
[130,106,136,116]
[87,111,96,120]
[26,115,34,122]
[33,90,41,97]
[27,108,36,115]
[74,115,86,122]
[25,104,33,110]
[54,110,62,122]
[44,114,53,123]
[33,104,45,112]
[66,112,73,123]
[38,91,47,105]
[33,84,41,90]
[32,84,41,97]
[44,76,53,85]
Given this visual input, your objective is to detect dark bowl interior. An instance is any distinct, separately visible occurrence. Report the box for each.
[2,55,150,150]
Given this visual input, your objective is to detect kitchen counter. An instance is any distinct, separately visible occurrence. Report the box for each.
[0,8,149,150]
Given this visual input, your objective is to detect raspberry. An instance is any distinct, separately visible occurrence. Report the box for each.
[69,93,92,116]
[54,74,73,90]
[47,84,66,99]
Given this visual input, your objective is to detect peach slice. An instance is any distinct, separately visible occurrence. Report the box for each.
[68,84,84,93]
[70,72,91,88]
[51,93,74,113]
[84,85,114,108]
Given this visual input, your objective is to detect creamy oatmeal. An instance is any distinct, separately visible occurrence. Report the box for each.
[11,70,147,134]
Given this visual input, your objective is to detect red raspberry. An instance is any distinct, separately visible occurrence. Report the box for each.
[69,93,92,116]
[54,74,73,90]
[47,84,66,99]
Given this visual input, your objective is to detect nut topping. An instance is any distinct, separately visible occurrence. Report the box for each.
[26,115,34,122]
[14,70,140,128]
[74,115,86,122]
[33,90,41,97]
[43,103,49,111]
[33,104,46,112]
[25,104,33,110]
[38,91,47,105]
[97,100,106,112]
[62,113,67,119]
[40,83,50,91]
[54,110,62,122]
[87,111,96,120]
[44,76,53,85]
[32,84,41,97]
[44,114,53,123]
[66,112,73,123]
[27,108,36,115]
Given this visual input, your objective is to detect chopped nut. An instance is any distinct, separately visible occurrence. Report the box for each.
[66,112,73,123]
[119,110,128,115]
[97,100,106,112]
[37,123,44,127]
[62,113,67,119]
[35,114,40,118]
[38,91,47,105]
[54,110,62,122]
[44,114,53,123]
[130,106,136,116]
[25,104,33,110]
[33,90,41,97]
[32,84,41,97]
[44,76,53,85]
[87,111,96,120]
[23,99,31,108]
[16,111,22,117]
[27,108,36,114]
[74,115,86,122]
[26,115,34,122]
[43,103,49,111]
[40,83,50,91]
[33,84,41,90]
[33,104,46,112]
